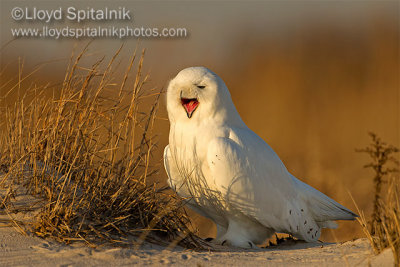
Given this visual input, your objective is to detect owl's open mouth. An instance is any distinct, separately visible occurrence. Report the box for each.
[181,98,199,118]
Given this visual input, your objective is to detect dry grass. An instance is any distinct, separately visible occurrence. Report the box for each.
[356,133,399,266]
[0,45,201,248]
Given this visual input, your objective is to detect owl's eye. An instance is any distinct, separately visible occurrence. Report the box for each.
[197,85,205,89]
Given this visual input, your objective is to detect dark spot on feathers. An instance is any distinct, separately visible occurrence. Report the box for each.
[248,242,253,248]
[301,209,304,212]
[309,228,313,231]
[312,235,314,238]
[304,220,307,225]
[297,226,299,231]
[222,240,227,246]
[289,210,292,215]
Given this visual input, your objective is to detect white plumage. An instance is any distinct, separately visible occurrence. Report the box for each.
[164,67,357,248]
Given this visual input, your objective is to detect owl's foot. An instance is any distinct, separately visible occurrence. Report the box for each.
[220,239,259,249]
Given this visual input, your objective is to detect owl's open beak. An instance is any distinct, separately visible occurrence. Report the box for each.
[181,98,199,118]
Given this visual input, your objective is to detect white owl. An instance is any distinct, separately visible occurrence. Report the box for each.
[164,67,357,248]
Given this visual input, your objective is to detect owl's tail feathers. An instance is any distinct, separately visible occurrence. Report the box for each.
[291,174,358,229]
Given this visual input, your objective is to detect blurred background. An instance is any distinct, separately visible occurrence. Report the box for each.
[1,0,399,242]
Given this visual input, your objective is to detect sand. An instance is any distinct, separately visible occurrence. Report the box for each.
[0,222,395,267]
[0,177,395,266]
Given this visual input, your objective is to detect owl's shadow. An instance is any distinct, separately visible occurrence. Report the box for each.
[263,238,330,251]
[263,234,328,250]
[204,235,331,252]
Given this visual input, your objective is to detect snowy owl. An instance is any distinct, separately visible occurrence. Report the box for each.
[164,67,357,248]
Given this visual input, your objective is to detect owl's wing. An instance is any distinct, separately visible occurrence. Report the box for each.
[164,144,203,200]
[204,127,356,241]
[204,130,296,229]
[163,145,173,187]
[164,145,184,193]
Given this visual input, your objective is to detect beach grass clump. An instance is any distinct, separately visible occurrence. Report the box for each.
[356,133,399,265]
[0,45,200,248]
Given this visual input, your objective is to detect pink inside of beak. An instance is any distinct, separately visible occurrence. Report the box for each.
[181,98,199,116]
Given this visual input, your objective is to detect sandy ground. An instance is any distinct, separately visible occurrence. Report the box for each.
[0,178,395,266]
[0,223,394,267]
